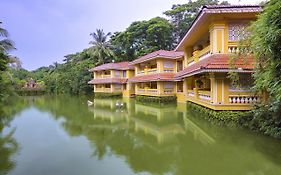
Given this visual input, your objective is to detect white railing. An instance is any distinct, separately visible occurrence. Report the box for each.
[228,46,239,53]
[199,94,211,101]
[188,91,195,97]
[147,89,158,94]
[229,96,259,104]
[147,69,157,74]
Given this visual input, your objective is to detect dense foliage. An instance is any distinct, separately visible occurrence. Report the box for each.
[0,23,16,102]
[239,0,281,138]
[110,17,173,61]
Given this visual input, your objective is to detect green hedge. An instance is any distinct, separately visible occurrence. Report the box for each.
[186,101,251,126]
[135,95,177,104]
[94,92,122,99]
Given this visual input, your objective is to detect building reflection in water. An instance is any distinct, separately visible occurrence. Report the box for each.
[88,99,215,146]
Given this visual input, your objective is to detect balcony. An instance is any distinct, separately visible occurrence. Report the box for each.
[198,45,210,61]
[137,68,158,75]
[104,88,111,92]
[147,68,158,74]
[136,88,175,96]
[228,42,239,53]
[187,89,211,102]
[163,68,174,73]
[198,90,211,101]
[228,90,259,104]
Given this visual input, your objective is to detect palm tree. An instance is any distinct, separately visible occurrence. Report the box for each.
[0,22,15,72]
[0,22,15,53]
[89,29,114,65]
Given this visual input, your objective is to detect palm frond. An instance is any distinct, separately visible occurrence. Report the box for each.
[0,27,9,37]
[0,39,15,52]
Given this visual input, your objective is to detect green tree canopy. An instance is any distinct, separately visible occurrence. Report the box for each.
[110,17,173,61]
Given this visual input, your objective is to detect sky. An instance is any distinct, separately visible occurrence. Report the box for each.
[0,0,262,70]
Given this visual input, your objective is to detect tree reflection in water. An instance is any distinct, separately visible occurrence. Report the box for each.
[0,97,26,175]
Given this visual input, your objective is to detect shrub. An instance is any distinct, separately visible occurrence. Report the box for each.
[94,92,122,99]
[186,101,251,126]
[135,95,177,104]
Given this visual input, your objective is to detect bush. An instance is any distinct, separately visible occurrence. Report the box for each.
[135,95,177,104]
[94,92,122,99]
[186,102,251,126]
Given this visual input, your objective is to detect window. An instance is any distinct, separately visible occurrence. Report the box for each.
[96,84,102,88]
[123,84,127,90]
[150,82,157,89]
[115,71,121,77]
[177,81,183,92]
[138,83,145,89]
[104,70,111,75]
[228,23,249,41]
[229,74,254,91]
[177,61,183,72]
[123,71,127,78]
[105,84,111,88]
[164,61,174,69]
[164,82,174,89]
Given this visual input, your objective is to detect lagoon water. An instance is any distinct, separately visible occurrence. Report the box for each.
[1,96,281,175]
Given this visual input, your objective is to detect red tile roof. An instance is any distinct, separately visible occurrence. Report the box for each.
[89,61,134,72]
[88,78,127,84]
[175,54,254,79]
[175,5,262,51]
[128,73,175,83]
[131,50,184,65]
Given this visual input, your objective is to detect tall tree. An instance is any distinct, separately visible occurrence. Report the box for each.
[110,17,173,61]
[0,23,16,102]
[89,29,114,65]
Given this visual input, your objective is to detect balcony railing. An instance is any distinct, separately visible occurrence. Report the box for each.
[187,56,195,66]
[228,46,239,53]
[95,88,103,92]
[198,90,211,101]
[198,45,210,61]
[104,88,111,92]
[147,68,157,74]
[229,95,259,104]
[163,68,174,73]
[103,75,111,78]
[164,88,174,94]
[147,89,158,94]
[187,90,195,97]
[136,88,175,95]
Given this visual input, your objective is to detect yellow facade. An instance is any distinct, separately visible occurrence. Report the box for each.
[133,57,183,97]
[93,69,134,94]
[175,7,260,110]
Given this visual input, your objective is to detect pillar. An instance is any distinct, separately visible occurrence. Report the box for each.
[210,73,228,104]
[209,21,227,54]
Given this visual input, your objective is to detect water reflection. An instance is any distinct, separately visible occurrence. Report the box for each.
[0,98,26,175]
[2,96,281,175]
